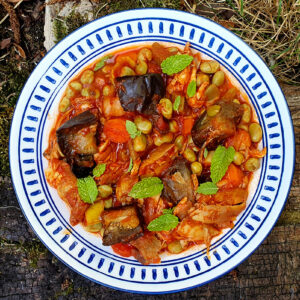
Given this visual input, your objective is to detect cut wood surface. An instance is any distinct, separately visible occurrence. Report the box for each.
[0,84,299,299]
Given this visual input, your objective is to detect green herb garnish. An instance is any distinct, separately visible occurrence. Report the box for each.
[203,148,208,159]
[147,212,178,231]
[161,54,193,75]
[126,120,141,139]
[197,182,219,195]
[93,163,106,177]
[187,80,196,97]
[94,55,112,71]
[162,208,174,215]
[173,95,181,111]
[210,145,235,183]
[129,177,163,199]
[77,176,98,204]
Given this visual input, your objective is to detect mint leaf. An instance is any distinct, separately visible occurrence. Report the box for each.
[127,157,133,173]
[77,176,98,204]
[126,120,141,139]
[129,177,163,198]
[187,80,196,97]
[147,214,179,231]
[173,96,181,111]
[197,182,219,195]
[94,55,112,71]
[210,146,235,183]
[93,163,106,177]
[161,54,193,75]
[162,208,174,215]
[204,148,208,159]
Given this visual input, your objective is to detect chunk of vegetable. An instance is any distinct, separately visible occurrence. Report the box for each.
[116,73,165,114]
[103,118,130,143]
[162,158,195,204]
[56,111,98,178]
[102,205,143,246]
[249,123,262,143]
[85,201,104,226]
[192,101,243,149]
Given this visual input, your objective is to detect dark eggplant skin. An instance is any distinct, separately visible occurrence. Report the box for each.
[162,157,195,204]
[56,110,98,178]
[116,73,165,114]
[102,205,143,246]
[192,101,243,150]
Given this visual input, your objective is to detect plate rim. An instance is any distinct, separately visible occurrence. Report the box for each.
[9,7,295,294]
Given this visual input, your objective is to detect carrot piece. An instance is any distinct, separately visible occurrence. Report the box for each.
[225,129,251,151]
[182,117,194,136]
[103,118,130,143]
[218,164,244,189]
[111,243,134,257]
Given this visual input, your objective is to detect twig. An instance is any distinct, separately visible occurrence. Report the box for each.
[0,206,21,210]
[0,0,23,26]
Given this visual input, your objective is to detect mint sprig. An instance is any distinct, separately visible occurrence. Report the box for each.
[147,212,178,231]
[93,163,106,177]
[129,177,163,198]
[77,176,98,204]
[210,146,235,183]
[187,80,196,97]
[162,208,174,215]
[126,120,141,139]
[197,146,235,195]
[94,55,113,71]
[197,182,219,195]
[173,95,181,111]
[161,54,193,75]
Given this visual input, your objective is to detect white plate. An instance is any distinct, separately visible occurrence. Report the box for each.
[9,9,295,294]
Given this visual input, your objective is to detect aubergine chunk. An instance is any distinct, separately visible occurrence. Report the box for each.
[192,101,243,150]
[116,73,165,114]
[56,110,98,178]
[102,205,143,246]
[162,158,195,204]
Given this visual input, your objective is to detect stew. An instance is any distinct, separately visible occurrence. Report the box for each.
[44,42,266,265]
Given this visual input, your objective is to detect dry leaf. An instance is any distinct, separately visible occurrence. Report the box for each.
[13,42,26,59]
[1,37,12,49]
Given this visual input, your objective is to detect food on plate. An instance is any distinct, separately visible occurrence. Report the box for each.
[44,42,266,265]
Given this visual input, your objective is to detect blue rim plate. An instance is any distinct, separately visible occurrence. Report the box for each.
[9,8,295,294]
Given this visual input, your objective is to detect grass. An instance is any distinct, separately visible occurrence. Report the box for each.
[187,0,300,84]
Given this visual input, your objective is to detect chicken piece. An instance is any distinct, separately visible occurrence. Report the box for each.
[162,158,195,205]
[102,206,143,246]
[214,188,248,205]
[130,232,162,265]
[139,143,178,177]
[56,110,98,178]
[116,73,165,114]
[191,101,243,150]
[173,197,193,220]
[176,218,219,241]
[189,202,246,224]
[116,174,139,204]
[45,158,89,226]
